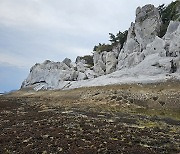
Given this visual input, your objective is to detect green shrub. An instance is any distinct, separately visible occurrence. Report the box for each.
[93,30,128,53]
[109,30,128,48]
[93,43,113,53]
[79,55,94,67]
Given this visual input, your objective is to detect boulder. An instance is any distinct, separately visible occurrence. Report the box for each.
[85,70,96,79]
[75,56,81,63]
[77,72,87,80]
[62,58,72,68]
[98,60,106,71]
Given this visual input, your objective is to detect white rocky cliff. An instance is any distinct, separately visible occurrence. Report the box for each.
[21,58,96,90]
[22,3,180,91]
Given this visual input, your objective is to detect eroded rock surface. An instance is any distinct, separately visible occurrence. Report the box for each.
[22,58,95,90]
[22,4,180,91]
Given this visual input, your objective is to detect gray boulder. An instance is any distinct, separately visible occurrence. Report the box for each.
[85,70,96,79]
[77,72,87,80]
[62,58,72,68]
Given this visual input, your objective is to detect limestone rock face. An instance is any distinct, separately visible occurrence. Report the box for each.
[140,21,180,73]
[164,21,180,57]
[143,36,166,57]
[22,61,72,89]
[106,52,117,74]
[93,49,120,76]
[76,62,87,73]
[135,4,162,49]
[93,52,100,65]
[164,21,180,73]
[175,57,180,73]
[112,44,121,57]
[22,59,94,90]
[93,62,105,76]
[93,51,106,76]
[117,4,162,70]
[22,3,180,91]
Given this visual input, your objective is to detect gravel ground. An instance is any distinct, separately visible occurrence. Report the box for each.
[0,82,180,154]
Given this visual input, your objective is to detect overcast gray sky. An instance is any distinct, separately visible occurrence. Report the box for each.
[0,0,173,92]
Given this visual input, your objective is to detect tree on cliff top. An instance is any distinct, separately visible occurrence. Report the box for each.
[93,30,128,53]
[158,0,180,37]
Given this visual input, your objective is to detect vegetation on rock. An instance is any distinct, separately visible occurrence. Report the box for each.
[78,55,94,67]
[93,43,113,53]
[93,1,180,53]
[109,30,128,48]
[158,0,180,37]
[93,30,128,53]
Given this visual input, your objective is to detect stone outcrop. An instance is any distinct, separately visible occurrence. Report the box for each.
[105,52,117,74]
[164,21,180,57]
[93,49,119,75]
[22,3,180,91]
[135,5,162,49]
[93,51,106,76]
[117,4,162,70]
[22,58,95,90]
[165,21,180,73]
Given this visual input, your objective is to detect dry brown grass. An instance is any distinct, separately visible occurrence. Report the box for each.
[0,81,180,153]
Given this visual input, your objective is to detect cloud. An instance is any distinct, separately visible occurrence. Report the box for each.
[0,52,32,68]
[0,0,173,38]
[0,0,172,30]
